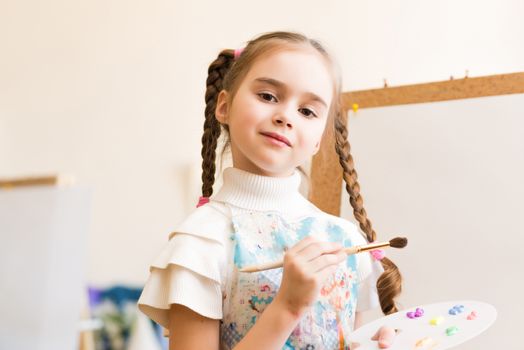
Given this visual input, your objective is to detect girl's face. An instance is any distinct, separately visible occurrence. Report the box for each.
[215,48,334,177]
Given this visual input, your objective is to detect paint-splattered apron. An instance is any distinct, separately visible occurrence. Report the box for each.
[220,204,359,350]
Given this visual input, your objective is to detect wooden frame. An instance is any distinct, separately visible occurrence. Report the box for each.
[309,72,524,216]
[0,175,75,189]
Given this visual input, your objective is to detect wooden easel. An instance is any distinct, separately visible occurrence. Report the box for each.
[0,175,75,189]
[309,72,524,216]
[0,174,94,350]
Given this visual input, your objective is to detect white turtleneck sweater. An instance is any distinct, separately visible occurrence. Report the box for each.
[138,167,381,330]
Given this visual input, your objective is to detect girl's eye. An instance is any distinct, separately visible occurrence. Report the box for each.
[299,108,318,118]
[258,92,277,102]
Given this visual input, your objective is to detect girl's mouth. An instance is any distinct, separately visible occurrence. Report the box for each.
[260,132,291,147]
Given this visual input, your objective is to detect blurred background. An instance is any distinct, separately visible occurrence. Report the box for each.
[1,0,523,349]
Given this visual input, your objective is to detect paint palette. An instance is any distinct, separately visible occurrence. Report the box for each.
[348,300,496,350]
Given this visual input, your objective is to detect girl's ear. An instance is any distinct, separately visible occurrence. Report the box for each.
[312,141,321,155]
[215,90,230,124]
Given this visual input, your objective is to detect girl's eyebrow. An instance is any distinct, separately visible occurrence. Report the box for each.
[253,77,328,108]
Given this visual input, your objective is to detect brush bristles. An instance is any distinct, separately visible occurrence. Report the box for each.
[389,237,408,248]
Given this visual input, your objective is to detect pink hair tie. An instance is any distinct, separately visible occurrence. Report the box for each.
[196,196,210,208]
[234,47,244,60]
[370,249,386,261]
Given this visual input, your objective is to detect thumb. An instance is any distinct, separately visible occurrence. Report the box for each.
[371,326,396,349]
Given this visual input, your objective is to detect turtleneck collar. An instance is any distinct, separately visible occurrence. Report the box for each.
[211,167,307,212]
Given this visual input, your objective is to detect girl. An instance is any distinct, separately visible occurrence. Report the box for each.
[138,31,401,350]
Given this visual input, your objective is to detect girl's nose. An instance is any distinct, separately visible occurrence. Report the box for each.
[273,113,293,129]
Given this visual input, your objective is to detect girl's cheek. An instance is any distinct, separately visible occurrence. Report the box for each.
[309,127,326,141]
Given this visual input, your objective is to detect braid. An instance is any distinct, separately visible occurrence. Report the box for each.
[333,113,402,315]
[201,50,235,197]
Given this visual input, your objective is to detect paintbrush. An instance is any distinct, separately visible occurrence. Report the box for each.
[239,237,408,273]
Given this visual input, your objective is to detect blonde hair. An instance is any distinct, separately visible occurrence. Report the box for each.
[200,31,402,315]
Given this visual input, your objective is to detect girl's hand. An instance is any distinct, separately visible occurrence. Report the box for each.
[370,326,396,349]
[273,236,347,317]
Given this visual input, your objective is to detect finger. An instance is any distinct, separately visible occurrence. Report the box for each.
[371,326,396,349]
[309,250,347,273]
[379,328,395,349]
[296,241,344,262]
[316,264,339,284]
[287,236,318,254]
[371,330,378,341]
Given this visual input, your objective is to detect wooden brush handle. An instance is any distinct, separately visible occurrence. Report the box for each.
[239,241,391,273]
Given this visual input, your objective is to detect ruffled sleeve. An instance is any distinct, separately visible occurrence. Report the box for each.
[137,202,232,329]
[355,252,383,312]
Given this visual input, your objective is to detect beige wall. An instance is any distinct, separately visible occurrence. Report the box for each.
[1,0,523,294]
